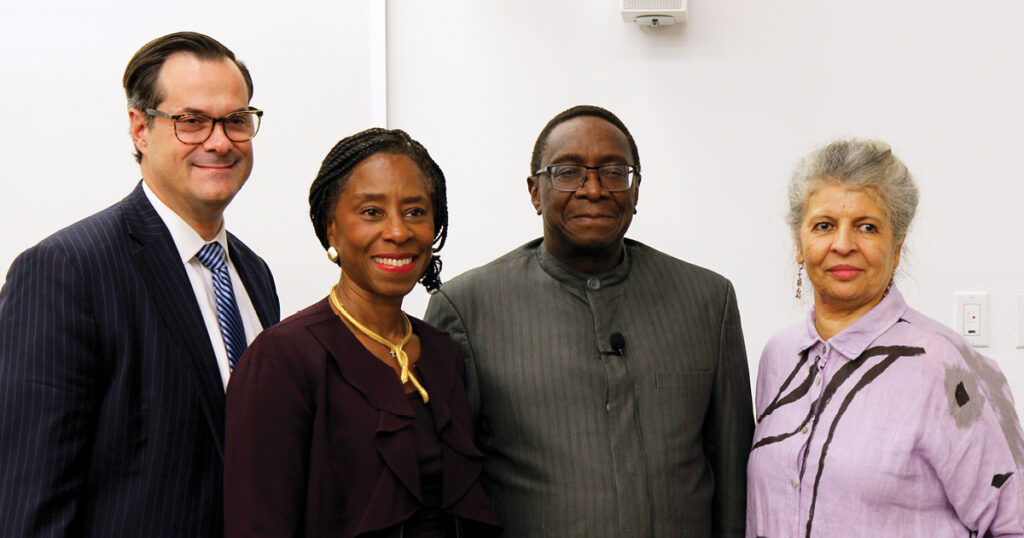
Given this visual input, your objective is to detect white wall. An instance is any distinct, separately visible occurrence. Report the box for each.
[385,1,1024,415]
[2,1,1022,415]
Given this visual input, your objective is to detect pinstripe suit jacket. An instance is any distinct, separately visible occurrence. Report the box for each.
[0,183,280,537]
[424,238,753,537]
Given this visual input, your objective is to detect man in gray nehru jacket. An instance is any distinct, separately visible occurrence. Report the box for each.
[425,105,753,537]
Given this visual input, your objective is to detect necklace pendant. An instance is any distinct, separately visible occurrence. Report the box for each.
[389,349,396,358]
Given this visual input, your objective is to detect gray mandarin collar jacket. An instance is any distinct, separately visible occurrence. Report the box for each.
[426,238,754,537]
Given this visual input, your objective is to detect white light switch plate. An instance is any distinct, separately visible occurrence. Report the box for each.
[955,292,989,347]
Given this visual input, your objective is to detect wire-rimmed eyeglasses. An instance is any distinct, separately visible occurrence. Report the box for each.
[532,163,639,192]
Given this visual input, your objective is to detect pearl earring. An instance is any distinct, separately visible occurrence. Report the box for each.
[327,246,339,263]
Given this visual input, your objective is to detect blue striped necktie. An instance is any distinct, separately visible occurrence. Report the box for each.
[196,242,247,370]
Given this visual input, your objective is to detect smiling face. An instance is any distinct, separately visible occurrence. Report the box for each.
[798,182,902,316]
[130,52,253,239]
[327,152,435,305]
[528,116,640,274]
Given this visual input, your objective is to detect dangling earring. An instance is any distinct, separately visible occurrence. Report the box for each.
[795,263,804,299]
[883,271,894,298]
[326,246,339,263]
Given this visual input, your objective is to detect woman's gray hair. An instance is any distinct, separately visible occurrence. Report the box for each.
[787,138,919,249]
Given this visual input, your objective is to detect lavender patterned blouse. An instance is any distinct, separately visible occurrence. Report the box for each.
[747,288,1024,537]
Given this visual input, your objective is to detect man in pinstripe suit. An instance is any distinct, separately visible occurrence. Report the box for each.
[425,105,753,537]
[0,32,279,537]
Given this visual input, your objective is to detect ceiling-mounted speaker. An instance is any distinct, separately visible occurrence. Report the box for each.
[621,0,687,27]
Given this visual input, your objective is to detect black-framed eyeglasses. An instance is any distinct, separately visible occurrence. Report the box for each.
[145,108,263,144]
[533,163,639,192]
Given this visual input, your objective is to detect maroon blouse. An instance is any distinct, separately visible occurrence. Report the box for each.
[224,298,500,537]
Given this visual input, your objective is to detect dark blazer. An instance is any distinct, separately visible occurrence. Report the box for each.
[224,299,500,538]
[0,183,280,537]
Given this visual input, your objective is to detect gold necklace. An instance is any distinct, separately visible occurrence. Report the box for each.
[329,285,428,403]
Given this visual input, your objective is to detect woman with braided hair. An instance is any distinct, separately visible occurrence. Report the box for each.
[225,128,501,537]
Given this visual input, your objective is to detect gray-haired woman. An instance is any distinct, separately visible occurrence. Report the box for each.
[746,139,1024,537]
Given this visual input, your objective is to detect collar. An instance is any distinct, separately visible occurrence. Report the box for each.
[142,180,229,264]
[797,287,911,360]
[534,238,632,290]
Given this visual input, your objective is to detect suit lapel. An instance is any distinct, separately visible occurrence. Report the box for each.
[227,233,278,329]
[121,183,227,459]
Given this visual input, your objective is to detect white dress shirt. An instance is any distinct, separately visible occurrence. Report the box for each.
[142,181,263,388]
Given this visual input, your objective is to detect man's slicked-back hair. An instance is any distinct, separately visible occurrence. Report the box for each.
[309,128,449,293]
[123,31,253,163]
[530,105,641,174]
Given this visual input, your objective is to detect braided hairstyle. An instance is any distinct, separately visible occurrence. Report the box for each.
[309,128,448,292]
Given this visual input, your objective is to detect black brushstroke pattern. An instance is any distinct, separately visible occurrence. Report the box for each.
[992,472,1013,488]
[804,345,925,538]
[758,350,811,422]
[752,356,867,451]
[955,381,970,407]
[795,350,904,484]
